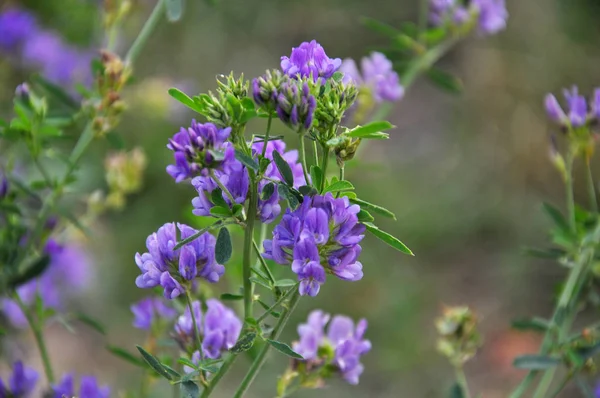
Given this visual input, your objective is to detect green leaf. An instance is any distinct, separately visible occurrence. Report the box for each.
[254,134,285,143]
[261,182,275,201]
[357,209,375,222]
[426,68,463,94]
[32,75,79,109]
[298,185,317,196]
[235,149,259,171]
[250,276,272,290]
[575,341,600,360]
[272,150,294,186]
[310,165,323,192]
[511,317,550,333]
[449,383,465,398]
[105,131,125,149]
[542,202,571,234]
[173,222,223,250]
[74,312,106,335]
[231,332,257,353]
[232,204,244,218]
[220,293,244,300]
[168,88,203,113]
[136,345,178,380]
[9,255,51,289]
[349,198,396,220]
[180,381,200,398]
[211,188,228,208]
[266,339,303,359]
[360,17,400,38]
[215,227,233,264]
[210,206,232,218]
[513,354,561,370]
[70,123,96,164]
[347,121,394,139]
[364,223,413,255]
[106,345,146,367]
[278,184,300,209]
[207,149,225,162]
[166,0,184,22]
[273,279,297,287]
[332,71,344,82]
[323,180,354,194]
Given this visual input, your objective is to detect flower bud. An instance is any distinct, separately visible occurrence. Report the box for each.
[313,78,358,140]
[435,305,482,366]
[252,69,286,111]
[15,83,30,102]
[276,81,316,131]
[334,137,361,166]
[216,72,248,100]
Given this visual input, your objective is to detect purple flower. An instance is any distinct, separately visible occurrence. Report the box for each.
[0,171,8,199]
[292,311,371,385]
[0,8,38,52]
[135,223,224,299]
[175,299,242,358]
[252,69,286,111]
[131,297,177,330]
[472,0,508,35]
[545,86,592,128]
[429,0,470,27]
[191,139,305,224]
[166,120,233,182]
[0,361,38,397]
[53,374,110,398]
[340,52,403,103]
[2,240,92,328]
[264,193,365,296]
[281,40,342,82]
[276,81,316,130]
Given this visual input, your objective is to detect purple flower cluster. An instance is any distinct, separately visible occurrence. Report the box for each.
[429,0,508,35]
[2,239,92,328]
[192,139,306,224]
[281,40,342,82]
[340,52,404,103]
[293,311,371,385]
[0,361,38,397]
[53,374,110,398]
[545,86,600,128]
[135,223,224,299]
[275,81,317,131]
[0,7,93,87]
[264,193,365,296]
[131,297,177,330]
[174,299,242,359]
[167,120,234,182]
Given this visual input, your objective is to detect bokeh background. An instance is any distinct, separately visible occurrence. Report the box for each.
[2,0,600,396]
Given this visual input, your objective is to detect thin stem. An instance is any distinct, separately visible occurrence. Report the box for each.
[586,158,598,213]
[532,369,555,398]
[200,354,238,398]
[252,239,276,285]
[261,114,273,158]
[185,290,206,382]
[298,134,311,186]
[125,0,166,66]
[565,150,576,232]
[233,291,301,398]
[454,367,471,398]
[320,145,330,192]
[401,35,460,90]
[210,169,237,206]
[549,373,572,398]
[312,140,319,167]
[13,292,54,383]
[508,373,538,398]
[256,284,299,324]
[243,176,258,320]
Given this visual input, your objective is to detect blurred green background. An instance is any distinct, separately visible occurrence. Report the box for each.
[3,0,600,396]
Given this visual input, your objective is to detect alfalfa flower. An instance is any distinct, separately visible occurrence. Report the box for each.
[545,86,597,128]
[0,361,38,397]
[281,40,342,82]
[276,80,317,131]
[435,305,482,366]
[340,52,404,103]
[131,297,177,330]
[52,374,110,398]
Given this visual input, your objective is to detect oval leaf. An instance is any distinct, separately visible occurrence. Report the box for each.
[347,121,394,139]
[273,150,294,186]
[180,381,200,398]
[266,339,303,359]
[107,345,146,368]
[215,227,232,264]
[513,354,561,370]
[364,223,413,256]
[349,197,396,220]
[324,180,354,193]
[231,332,257,353]
[168,88,202,113]
[235,149,259,171]
[136,345,177,380]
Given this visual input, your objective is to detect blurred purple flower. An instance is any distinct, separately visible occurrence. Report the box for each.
[545,86,592,128]
[264,193,365,296]
[472,0,508,35]
[0,171,8,199]
[131,297,177,330]
[0,8,38,52]
[0,361,38,397]
[167,120,234,182]
[52,374,110,398]
[293,311,371,385]
[281,40,342,82]
[429,0,470,26]
[340,52,404,103]
[135,223,224,299]
[2,239,92,328]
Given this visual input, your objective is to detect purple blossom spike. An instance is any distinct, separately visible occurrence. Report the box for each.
[0,361,38,397]
[472,0,508,35]
[52,374,110,398]
[131,297,177,330]
[264,193,365,296]
[166,120,233,182]
[134,223,224,299]
[545,86,595,128]
[340,53,404,103]
[292,311,371,385]
[281,40,342,82]
[275,81,316,130]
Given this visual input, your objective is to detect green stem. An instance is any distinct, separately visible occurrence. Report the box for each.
[549,373,572,398]
[320,145,330,192]
[312,140,319,167]
[261,115,273,158]
[13,292,54,383]
[417,0,430,45]
[298,134,310,185]
[401,36,460,90]
[185,290,207,383]
[233,292,301,398]
[210,169,237,206]
[256,284,298,324]
[252,239,276,285]
[243,176,258,320]
[454,367,471,398]
[565,150,576,232]
[586,159,597,213]
[125,0,166,66]
[532,369,555,398]
[200,353,238,398]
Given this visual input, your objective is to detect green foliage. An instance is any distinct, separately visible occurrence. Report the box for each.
[364,223,413,256]
[265,339,303,359]
[215,227,233,264]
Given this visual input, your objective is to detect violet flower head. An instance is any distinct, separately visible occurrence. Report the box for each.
[292,311,371,385]
[264,193,365,296]
[340,52,404,103]
[281,40,342,82]
[134,223,224,299]
[167,120,233,182]
[429,0,470,27]
[0,171,8,199]
[545,86,594,128]
[252,69,286,111]
[276,81,316,131]
[0,8,38,52]
[0,361,38,397]
[52,374,110,398]
[472,0,508,35]
[2,239,92,328]
[174,299,242,358]
[131,297,177,330]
